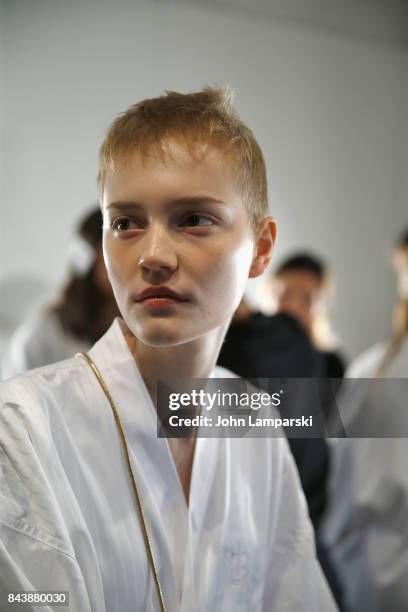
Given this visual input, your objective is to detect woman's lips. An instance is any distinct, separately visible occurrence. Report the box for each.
[133,286,190,308]
[139,296,186,309]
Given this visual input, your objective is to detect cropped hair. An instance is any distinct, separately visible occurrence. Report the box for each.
[98,86,268,230]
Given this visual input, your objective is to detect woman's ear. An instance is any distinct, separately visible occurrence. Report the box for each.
[249,217,277,278]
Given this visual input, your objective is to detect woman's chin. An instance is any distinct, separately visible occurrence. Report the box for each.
[135,324,189,348]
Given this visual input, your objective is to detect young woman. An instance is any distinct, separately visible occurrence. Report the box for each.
[0,88,337,611]
[322,228,408,612]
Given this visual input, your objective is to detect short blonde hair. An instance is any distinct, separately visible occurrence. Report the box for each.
[98,86,268,230]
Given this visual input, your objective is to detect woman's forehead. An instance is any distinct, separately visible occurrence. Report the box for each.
[102,142,239,207]
[109,137,232,174]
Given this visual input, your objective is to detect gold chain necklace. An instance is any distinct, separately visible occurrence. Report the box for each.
[75,352,167,612]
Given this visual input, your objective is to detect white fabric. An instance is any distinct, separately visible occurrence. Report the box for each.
[0,318,336,612]
[346,339,408,379]
[1,312,90,380]
[345,342,387,379]
[322,337,408,612]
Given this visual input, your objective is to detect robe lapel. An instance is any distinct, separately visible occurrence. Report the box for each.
[88,318,189,609]
[87,318,222,611]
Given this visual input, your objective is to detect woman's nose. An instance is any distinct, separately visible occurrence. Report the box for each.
[137,224,178,280]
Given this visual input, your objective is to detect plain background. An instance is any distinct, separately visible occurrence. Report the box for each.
[0,0,407,358]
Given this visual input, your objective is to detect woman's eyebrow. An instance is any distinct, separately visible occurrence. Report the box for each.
[107,196,227,211]
[169,196,227,207]
[107,201,143,211]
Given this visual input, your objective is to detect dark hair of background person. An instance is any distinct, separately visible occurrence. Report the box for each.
[48,208,119,344]
[276,252,326,283]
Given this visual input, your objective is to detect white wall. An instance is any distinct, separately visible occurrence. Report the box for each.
[1,0,407,357]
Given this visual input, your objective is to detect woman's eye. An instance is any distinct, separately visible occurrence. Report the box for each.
[182,214,214,228]
[112,217,140,232]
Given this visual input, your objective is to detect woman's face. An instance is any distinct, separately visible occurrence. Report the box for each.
[101,142,272,347]
[93,247,115,297]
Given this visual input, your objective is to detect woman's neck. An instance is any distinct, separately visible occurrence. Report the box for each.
[124,323,229,406]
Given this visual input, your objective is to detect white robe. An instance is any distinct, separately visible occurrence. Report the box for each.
[322,338,408,612]
[0,318,336,611]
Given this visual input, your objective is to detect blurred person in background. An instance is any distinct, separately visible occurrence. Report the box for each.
[322,227,408,612]
[218,298,347,610]
[271,252,346,379]
[346,227,408,379]
[1,208,120,379]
